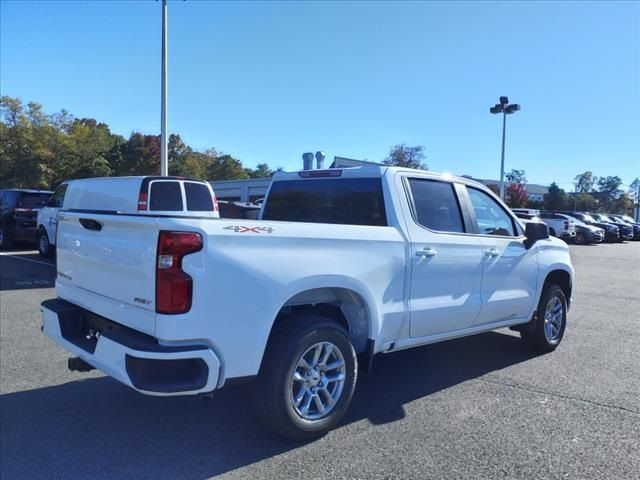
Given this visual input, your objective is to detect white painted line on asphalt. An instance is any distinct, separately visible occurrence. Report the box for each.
[0,253,55,268]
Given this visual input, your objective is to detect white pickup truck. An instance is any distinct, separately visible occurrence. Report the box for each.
[41,166,574,440]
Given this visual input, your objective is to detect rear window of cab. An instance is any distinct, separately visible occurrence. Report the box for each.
[262,177,387,226]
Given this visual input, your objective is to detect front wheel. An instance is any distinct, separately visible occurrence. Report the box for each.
[574,231,586,245]
[253,315,357,441]
[521,284,567,352]
[38,229,54,258]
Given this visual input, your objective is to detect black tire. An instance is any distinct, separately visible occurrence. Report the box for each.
[37,228,54,258]
[0,224,14,250]
[253,314,357,441]
[521,284,567,352]
[549,227,556,237]
[574,231,586,245]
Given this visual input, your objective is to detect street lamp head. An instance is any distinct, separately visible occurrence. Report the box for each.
[505,103,521,114]
[499,96,509,105]
[490,104,503,114]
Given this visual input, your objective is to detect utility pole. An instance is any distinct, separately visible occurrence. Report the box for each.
[160,0,168,176]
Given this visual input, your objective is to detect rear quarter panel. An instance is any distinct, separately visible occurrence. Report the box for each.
[154,217,407,383]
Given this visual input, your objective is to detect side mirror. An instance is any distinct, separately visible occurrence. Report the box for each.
[524,221,549,249]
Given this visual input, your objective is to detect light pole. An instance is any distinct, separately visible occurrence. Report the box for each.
[490,96,520,199]
[160,0,168,176]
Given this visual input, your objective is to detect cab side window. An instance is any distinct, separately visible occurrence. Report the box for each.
[467,187,517,237]
[407,178,465,233]
[49,184,68,208]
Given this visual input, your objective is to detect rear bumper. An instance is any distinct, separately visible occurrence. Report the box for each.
[41,298,220,396]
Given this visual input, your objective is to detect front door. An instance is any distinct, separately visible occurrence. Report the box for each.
[465,186,538,325]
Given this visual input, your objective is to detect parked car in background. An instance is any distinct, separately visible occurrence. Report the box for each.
[36,176,219,258]
[513,212,543,223]
[560,212,620,243]
[0,189,53,249]
[608,214,640,240]
[37,182,69,257]
[590,214,634,241]
[554,213,604,245]
[537,211,576,242]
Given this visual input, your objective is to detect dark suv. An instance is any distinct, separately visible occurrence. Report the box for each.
[0,189,53,249]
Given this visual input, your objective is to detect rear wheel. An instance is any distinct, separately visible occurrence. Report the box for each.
[38,228,54,258]
[253,315,357,441]
[0,224,13,250]
[521,284,567,352]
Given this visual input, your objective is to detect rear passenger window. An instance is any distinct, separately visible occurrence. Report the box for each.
[150,181,183,211]
[185,182,214,211]
[407,178,464,233]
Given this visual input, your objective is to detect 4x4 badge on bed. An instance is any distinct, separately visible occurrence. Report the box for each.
[223,225,274,234]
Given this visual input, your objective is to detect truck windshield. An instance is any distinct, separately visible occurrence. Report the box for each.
[263,177,387,226]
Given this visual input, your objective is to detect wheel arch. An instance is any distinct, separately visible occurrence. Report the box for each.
[543,269,572,309]
[272,286,373,355]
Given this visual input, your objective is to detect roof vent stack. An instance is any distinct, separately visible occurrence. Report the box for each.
[302,152,314,170]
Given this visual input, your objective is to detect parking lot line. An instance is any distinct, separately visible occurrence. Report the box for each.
[0,253,55,268]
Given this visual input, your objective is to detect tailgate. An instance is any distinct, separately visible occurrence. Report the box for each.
[56,211,159,335]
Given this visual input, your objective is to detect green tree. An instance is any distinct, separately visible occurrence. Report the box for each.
[628,178,640,205]
[247,163,274,178]
[382,144,428,169]
[573,192,597,212]
[597,176,623,211]
[544,182,567,211]
[611,193,633,214]
[574,171,597,193]
[208,153,249,180]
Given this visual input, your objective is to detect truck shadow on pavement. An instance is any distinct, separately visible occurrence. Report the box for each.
[0,331,540,479]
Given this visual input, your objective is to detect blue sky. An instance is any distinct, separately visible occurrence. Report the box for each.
[1,1,639,189]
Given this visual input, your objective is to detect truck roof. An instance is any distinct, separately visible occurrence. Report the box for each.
[272,166,488,189]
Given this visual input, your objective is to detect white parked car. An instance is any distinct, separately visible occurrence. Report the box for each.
[37,176,219,257]
[41,167,574,439]
[538,211,576,241]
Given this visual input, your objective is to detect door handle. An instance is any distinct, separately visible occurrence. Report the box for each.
[79,218,103,231]
[484,248,500,258]
[416,247,437,258]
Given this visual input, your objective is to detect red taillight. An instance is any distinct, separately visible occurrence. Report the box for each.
[138,192,148,211]
[156,231,203,314]
[564,221,569,230]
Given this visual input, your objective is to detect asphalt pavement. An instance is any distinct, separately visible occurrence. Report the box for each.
[1,242,639,480]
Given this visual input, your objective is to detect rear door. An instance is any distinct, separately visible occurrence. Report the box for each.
[400,175,484,337]
[56,211,159,334]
